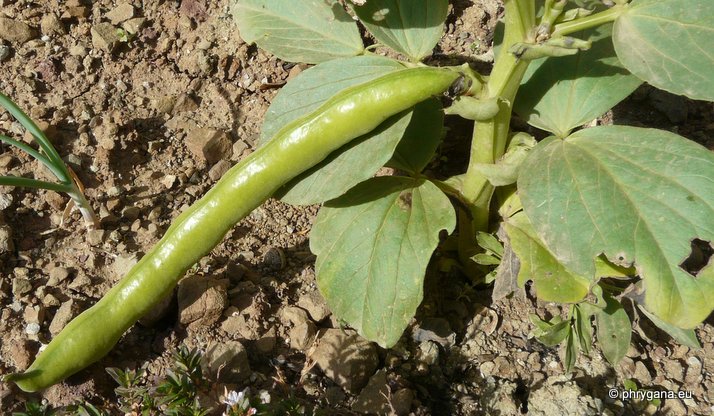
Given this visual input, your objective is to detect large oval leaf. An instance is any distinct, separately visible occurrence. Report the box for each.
[311,177,456,347]
[231,0,364,64]
[351,0,448,61]
[613,0,714,101]
[504,213,592,303]
[595,292,632,365]
[519,126,714,329]
[515,24,642,137]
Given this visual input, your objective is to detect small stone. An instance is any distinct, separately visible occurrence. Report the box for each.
[296,291,331,322]
[49,300,77,335]
[47,267,70,286]
[0,17,37,43]
[87,229,105,246]
[289,321,316,351]
[255,326,276,353]
[663,360,685,383]
[231,140,248,160]
[64,0,90,18]
[480,361,495,377]
[325,386,345,405]
[106,3,135,25]
[12,278,32,297]
[0,44,10,62]
[186,128,232,165]
[91,22,121,51]
[40,14,65,36]
[310,329,378,393]
[661,398,687,415]
[41,293,60,307]
[201,341,250,383]
[634,361,652,385]
[162,175,177,189]
[121,206,141,221]
[352,370,391,414]
[280,305,311,327]
[392,388,414,416]
[208,159,232,181]
[122,17,146,35]
[0,225,13,253]
[178,276,228,327]
[221,314,261,340]
[94,117,119,150]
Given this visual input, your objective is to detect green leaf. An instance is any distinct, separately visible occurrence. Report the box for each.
[351,0,449,61]
[637,305,701,349]
[386,97,444,174]
[519,126,714,329]
[504,213,592,303]
[564,327,579,372]
[472,253,501,266]
[260,56,422,205]
[311,177,455,347]
[595,292,631,365]
[574,305,593,355]
[614,0,714,101]
[231,0,363,64]
[476,231,504,257]
[531,315,571,346]
[515,24,641,137]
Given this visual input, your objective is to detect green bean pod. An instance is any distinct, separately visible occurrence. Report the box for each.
[5,67,460,392]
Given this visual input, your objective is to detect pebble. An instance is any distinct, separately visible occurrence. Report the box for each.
[0,44,10,61]
[40,14,64,36]
[186,128,232,165]
[106,3,135,25]
[289,321,316,351]
[201,341,250,383]
[351,370,393,414]
[91,22,121,51]
[12,277,32,297]
[280,305,311,327]
[49,299,77,335]
[296,290,331,322]
[0,17,37,43]
[310,329,378,393]
[177,276,228,327]
[47,267,69,286]
[0,225,14,253]
[208,159,231,181]
[412,317,456,348]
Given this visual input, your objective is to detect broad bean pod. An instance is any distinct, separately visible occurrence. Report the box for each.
[5,66,460,392]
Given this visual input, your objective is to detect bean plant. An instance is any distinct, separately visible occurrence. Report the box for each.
[4,0,714,392]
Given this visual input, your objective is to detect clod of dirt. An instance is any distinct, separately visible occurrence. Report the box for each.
[178,275,228,327]
[201,340,251,383]
[289,321,316,351]
[310,329,379,393]
[0,17,37,43]
[91,22,121,52]
[526,377,605,416]
[7,339,34,371]
[186,128,232,165]
[39,14,65,36]
[11,276,31,297]
[49,299,78,336]
[352,370,412,416]
[296,290,331,322]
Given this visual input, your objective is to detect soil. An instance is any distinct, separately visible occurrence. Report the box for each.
[1,0,713,415]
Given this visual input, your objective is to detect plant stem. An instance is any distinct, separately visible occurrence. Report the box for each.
[0,176,73,193]
[551,6,625,38]
[457,0,534,269]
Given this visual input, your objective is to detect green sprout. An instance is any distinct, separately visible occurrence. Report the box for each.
[0,92,98,230]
